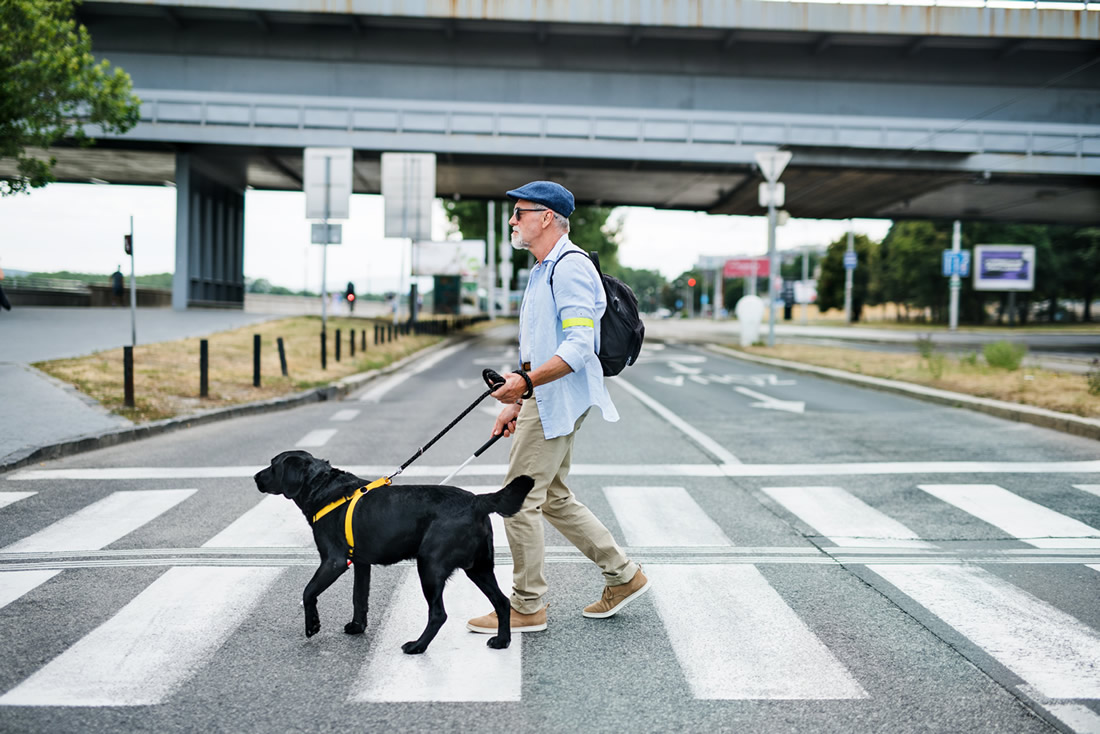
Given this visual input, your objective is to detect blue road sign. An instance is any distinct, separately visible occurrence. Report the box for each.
[843,252,858,270]
[941,249,972,277]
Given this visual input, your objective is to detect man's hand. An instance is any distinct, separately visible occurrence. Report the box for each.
[490,372,529,405]
[493,402,522,437]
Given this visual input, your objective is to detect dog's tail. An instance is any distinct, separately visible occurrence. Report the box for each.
[474,475,535,518]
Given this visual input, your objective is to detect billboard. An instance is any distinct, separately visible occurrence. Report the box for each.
[724,258,770,278]
[973,245,1035,292]
[412,240,484,277]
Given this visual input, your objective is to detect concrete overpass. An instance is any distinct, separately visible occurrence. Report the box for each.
[9,0,1098,307]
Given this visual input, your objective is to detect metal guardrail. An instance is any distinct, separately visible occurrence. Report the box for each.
[124,90,1099,171]
[762,0,1095,8]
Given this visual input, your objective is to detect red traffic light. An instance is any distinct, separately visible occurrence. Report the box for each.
[346,293,355,302]
[687,278,696,287]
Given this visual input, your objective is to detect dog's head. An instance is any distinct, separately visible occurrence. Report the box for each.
[254,450,333,500]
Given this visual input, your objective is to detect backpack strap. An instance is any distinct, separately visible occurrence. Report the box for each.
[549,248,589,290]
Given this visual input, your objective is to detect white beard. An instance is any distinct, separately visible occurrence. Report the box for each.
[510,231,531,251]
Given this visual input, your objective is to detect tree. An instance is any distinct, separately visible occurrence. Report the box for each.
[1,0,141,195]
[1062,228,1100,321]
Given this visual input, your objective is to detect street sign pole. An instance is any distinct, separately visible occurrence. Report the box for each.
[129,215,136,347]
[801,246,809,326]
[844,222,854,324]
[950,220,961,332]
[755,150,791,348]
[487,200,496,321]
[321,157,330,334]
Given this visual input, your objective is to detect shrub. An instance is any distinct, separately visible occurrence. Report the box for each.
[983,341,1027,371]
[915,334,935,359]
[960,352,979,367]
[1088,359,1100,397]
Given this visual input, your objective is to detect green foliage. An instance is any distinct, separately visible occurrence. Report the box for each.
[915,334,935,359]
[1088,360,1100,397]
[815,233,874,321]
[924,353,946,379]
[1,0,141,195]
[983,340,1027,370]
[960,352,979,367]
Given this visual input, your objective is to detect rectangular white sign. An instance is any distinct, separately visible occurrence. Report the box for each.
[304,147,353,220]
[973,245,1035,292]
[382,152,436,240]
[412,240,484,277]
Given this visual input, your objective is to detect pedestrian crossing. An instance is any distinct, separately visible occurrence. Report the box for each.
[0,478,1098,724]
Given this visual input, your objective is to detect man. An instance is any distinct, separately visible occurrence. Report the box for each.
[467,181,648,636]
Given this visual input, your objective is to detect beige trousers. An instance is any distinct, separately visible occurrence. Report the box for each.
[502,399,638,614]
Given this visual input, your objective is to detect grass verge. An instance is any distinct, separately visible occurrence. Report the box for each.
[732,343,1100,418]
[34,316,453,423]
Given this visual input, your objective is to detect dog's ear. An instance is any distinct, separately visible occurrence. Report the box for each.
[270,450,331,500]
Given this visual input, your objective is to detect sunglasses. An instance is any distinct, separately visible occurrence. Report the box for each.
[512,207,548,219]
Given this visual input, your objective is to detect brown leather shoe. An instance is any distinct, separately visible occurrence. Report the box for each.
[582,568,650,618]
[467,604,548,634]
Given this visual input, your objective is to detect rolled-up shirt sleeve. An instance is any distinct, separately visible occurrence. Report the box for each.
[552,257,599,373]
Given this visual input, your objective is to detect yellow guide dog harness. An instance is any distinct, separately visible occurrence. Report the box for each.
[310,476,391,562]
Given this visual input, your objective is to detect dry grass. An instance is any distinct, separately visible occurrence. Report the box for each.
[736,344,1100,418]
[35,317,448,423]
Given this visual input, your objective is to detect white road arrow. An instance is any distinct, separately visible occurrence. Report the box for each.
[655,375,685,387]
[734,387,805,414]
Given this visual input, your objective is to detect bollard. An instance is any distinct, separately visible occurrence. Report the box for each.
[387,324,392,343]
[374,324,380,345]
[253,334,261,387]
[277,337,288,376]
[350,328,355,357]
[321,331,327,370]
[123,346,134,408]
[335,328,341,362]
[200,339,209,398]
[361,329,366,352]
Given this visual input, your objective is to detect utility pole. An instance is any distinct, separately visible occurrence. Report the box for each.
[844,222,855,325]
[801,246,809,326]
[949,220,961,331]
[128,215,136,347]
[487,200,496,321]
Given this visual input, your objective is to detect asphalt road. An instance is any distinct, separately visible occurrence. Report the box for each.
[1,324,1098,733]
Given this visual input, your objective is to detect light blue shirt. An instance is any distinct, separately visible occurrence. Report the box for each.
[519,235,619,439]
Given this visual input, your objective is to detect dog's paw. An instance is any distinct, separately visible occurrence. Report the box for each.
[487,636,510,650]
[344,621,366,635]
[401,640,427,655]
[305,610,321,638]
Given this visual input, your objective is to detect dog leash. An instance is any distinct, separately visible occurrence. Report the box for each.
[384,368,506,483]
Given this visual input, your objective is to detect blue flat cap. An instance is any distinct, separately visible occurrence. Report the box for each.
[506,181,575,218]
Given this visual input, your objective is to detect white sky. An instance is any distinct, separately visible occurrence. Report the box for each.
[0,183,891,293]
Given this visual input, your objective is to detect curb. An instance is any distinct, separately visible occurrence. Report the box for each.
[0,335,470,474]
[707,344,1100,442]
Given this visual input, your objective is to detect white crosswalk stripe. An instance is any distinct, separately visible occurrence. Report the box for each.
[762,485,932,548]
[605,485,866,700]
[296,429,338,448]
[0,494,310,707]
[349,566,520,702]
[0,489,195,609]
[0,492,35,510]
[330,409,361,422]
[765,484,1100,704]
[919,484,1100,548]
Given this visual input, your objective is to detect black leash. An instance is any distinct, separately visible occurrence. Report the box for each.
[386,369,506,482]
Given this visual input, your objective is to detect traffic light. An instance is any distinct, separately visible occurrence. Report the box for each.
[345,282,356,312]
[687,277,696,287]
[123,234,132,255]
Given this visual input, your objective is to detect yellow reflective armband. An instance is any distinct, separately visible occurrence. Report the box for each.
[562,317,594,329]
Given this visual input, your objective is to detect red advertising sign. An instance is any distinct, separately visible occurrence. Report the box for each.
[723,258,770,278]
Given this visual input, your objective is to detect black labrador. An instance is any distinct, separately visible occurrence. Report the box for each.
[254,450,534,654]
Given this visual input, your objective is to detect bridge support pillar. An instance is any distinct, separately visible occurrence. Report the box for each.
[173,151,248,310]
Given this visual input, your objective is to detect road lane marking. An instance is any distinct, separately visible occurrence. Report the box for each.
[768,484,1100,700]
[0,492,35,510]
[762,486,933,549]
[3,490,196,554]
[734,386,805,414]
[646,565,868,700]
[296,429,338,448]
[0,566,282,707]
[359,342,469,402]
[919,484,1100,548]
[13,460,1100,481]
[0,570,61,608]
[871,564,1100,700]
[605,487,732,546]
[611,378,741,465]
[330,409,360,422]
[0,495,311,706]
[606,485,865,700]
[1075,484,1100,499]
[348,565,520,702]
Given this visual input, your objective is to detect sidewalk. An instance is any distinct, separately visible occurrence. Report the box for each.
[1,307,279,467]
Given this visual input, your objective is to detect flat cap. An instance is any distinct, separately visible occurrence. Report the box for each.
[506,181,575,218]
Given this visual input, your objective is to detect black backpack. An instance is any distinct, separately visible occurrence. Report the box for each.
[550,249,645,376]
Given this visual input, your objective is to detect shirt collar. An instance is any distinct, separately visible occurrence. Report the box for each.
[541,234,572,267]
